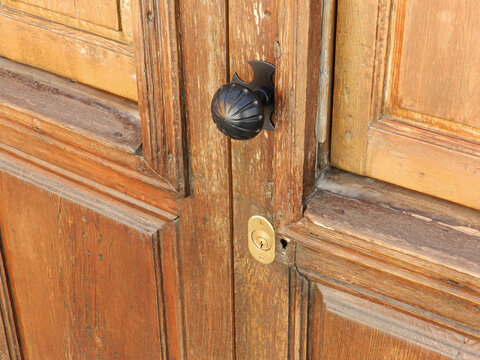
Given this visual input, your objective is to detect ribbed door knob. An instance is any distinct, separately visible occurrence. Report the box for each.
[211,61,276,140]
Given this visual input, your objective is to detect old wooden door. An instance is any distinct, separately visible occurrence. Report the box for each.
[0,0,479,359]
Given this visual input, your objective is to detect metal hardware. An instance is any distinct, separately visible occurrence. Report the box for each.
[248,215,275,264]
[211,60,276,140]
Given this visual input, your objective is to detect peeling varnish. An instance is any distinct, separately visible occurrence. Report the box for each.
[409,213,433,222]
[437,222,480,238]
[409,213,480,238]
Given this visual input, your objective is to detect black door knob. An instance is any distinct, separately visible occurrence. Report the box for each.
[211,61,275,140]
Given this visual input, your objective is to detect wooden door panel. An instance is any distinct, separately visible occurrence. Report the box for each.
[0,167,169,359]
[331,0,480,210]
[0,0,136,100]
[394,0,480,129]
[309,284,478,360]
[3,0,121,30]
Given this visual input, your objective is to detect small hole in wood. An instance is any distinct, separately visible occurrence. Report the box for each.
[280,239,288,254]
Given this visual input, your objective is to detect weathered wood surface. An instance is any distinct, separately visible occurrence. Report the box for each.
[274,0,322,228]
[0,231,21,360]
[281,169,480,339]
[310,284,479,360]
[0,58,141,154]
[229,0,289,359]
[132,0,188,193]
[0,152,177,359]
[0,58,179,215]
[176,1,234,358]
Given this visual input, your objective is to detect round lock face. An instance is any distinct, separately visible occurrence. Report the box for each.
[251,229,272,250]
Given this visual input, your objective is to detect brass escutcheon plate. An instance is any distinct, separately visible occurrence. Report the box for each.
[248,215,275,264]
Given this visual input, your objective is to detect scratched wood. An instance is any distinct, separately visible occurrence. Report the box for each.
[228,0,322,357]
[229,0,290,358]
[131,0,188,193]
[282,169,480,340]
[0,159,174,359]
[274,0,322,228]
[176,0,234,358]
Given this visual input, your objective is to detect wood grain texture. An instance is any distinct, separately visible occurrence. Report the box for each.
[288,270,310,360]
[0,156,177,359]
[311,283,478,360]
[316,0,336,171]
[0,326,11,360]
[3,0,123,32]
[331,0,480,210]
[366,119,480,210]
[0,233,21,359]
[393,0,480,129]
[131,0,187,193]
[158,220,185,360]
[274,0,322,228]
[0,58,141,154]
[229,0,323,357]
[176,0,234,358]
[330,0,379,174]
[229,0,289,358]
[0,7,137,100]
[0,56,180,215]
[281,169,480,339]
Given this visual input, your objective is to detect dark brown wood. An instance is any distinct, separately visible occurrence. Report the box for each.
[131,0,188,194]
[0,151,178,359]
[175,0,234,358]
[281,169,480,339]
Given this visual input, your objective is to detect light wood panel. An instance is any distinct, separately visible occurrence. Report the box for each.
[0,163,172,359]
[0,0,136,100]
[331,0,480,209]
[3,0,122,31]
[394,0,480,130]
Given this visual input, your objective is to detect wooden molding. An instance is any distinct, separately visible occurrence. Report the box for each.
[0,232,21,359]
[274,0,323,228]
[132,0,188,194]
[0,152,183,358]
[288,270,310,360]
[0,7,137,100]
[366,118,480,210]
[280,169,480,339]
[0,58,179,215]
[313,283,480,359]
